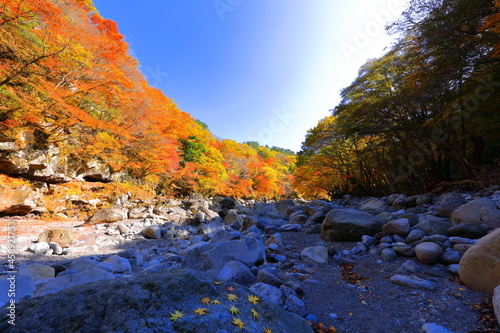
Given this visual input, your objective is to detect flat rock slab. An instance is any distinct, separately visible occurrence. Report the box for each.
[389,274,437,291]
[0,268,313,333]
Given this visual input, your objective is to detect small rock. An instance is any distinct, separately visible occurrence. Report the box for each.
[380,248,397,262]
[301,246,329,266]
[422,323,454,333]
[440,249,462,265]
[415,242,444,265]
[447,264,460,275]
[48,242,63,255]
[447,223,487,239]
[217,260,256,285]
[382,218,410,236]
[28,242,50,254]
[396,260,423,274]
[256,268,282,287]
[142,225,162,239]
[116,249,143,267]
[284,294,307,317]
[389,274,437,290]
[249,282,284,306]
[103,255,132,274]
[0,274,35,307]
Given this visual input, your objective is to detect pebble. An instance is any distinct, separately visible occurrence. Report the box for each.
[422,323,455,333]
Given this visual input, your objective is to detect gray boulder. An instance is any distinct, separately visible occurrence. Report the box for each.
[250,282,285,306]
[182,237,266,277]
[103,254,132,274]
[0,268,313,333]
[382,218,411,236]
[86,207,128,224]
[301,246,328,266]
[436,193,466,218]
[217,260,256,285]
[321,208,383,242]
[275,199,295,218]
[0,274,35,307]
[34,267,114,297]
[451,198,500,228]
[142,225,163,239]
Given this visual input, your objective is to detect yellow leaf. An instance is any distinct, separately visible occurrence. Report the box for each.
[232,317,246,329]
[247,294,260,304]
[169,310,184,322]
[212,299,221,304]
[264,327,272,333]
[229,305,240,315]
[201,297,211,305]
[251,308,259,319]
[227,293,238,301]
[214,281,222,285]
[194,308,208,315]
[348,312,353,317]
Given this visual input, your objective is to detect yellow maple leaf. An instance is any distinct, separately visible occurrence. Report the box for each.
[232,317,246,329]
[169,310,184,322]
[229,305,240,315]
[251,308,259,319]
[201,297,211,305]
[264,327,272,333]
[212,299,221,304]
[227,293,238,301]
[194,308,208,315]
[247,294,259,304]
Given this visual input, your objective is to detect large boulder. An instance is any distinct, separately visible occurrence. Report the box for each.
[451,198,500,228]
[37,227,79,248]
[275,199,295,218]
[358,197,388,213]
[321,208,383,242]
[0,268,313,333]
[86,207,128,224]
[436,193,466,218]
[459,229,500,294]
[182,237,266,277]
[85,207,128,224]
[0,187,41,216]
[494,285,500,326]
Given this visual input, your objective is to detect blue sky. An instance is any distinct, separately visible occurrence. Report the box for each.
[93,0,408,151]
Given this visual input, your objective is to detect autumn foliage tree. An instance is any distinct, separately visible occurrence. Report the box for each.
[296,0,500,198]
[0,0,296,199]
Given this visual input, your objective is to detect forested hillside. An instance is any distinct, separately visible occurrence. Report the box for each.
[0,0,295,200]
[295,0,500,198]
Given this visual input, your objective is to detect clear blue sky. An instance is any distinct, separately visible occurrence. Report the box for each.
[93,0,408,152]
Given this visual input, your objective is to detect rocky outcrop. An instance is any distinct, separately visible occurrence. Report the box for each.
[0,187,42,216]
[0,268,313,333]
[459,229,500,294]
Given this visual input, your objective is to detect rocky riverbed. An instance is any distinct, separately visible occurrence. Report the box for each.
[1,189,500,332]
